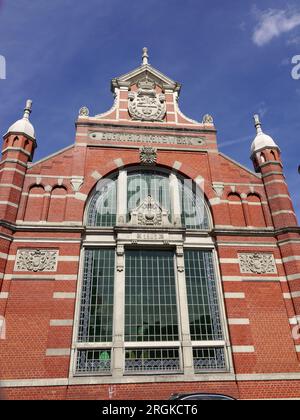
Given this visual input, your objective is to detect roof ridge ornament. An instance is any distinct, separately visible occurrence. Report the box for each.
[142,47,149,66]
[23,99,32,120]
[254,114,263,135]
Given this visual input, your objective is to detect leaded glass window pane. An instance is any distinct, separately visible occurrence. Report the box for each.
[184,250,223,341]
[179,181,210,230]
[127,171,171,220]
[87,178,117,227]
[78,249,115,342]
[125,250,179,342]
[125,348,181,373]
[193,347,226,372]
[76,349,112,374]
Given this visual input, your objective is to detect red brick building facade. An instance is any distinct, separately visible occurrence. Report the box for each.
[0,50,300,400]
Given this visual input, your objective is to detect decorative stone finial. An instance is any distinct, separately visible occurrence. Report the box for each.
[202,114,214,125]
[23,100,33,120]
[254,114,263,135]
[79,106,90,117]
[142,47,149,65]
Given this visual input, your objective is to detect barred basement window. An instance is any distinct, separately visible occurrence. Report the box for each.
[193,347,226,372]
[184,250,223,341]
[76,349,111,374]
[78,249,115,342]
[125,348,181,373]
[125,250,179,342]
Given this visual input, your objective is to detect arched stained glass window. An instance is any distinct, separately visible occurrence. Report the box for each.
[87,178,117,227]
[179,180,211,230]
[87,169,211,230]
[127,171,171,221]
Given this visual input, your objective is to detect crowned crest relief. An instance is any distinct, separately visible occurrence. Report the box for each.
[129,195,170,227]
[15,249,59,272]
[128,77,166,121]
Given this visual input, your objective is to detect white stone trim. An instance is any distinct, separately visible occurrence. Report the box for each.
[232,346,255,353]
[114,158,124,168]
[7,255,79,262]
[283,256,300,263]
[222,276,282,282]
[287,274,300,282]
[283,293,292,300]
[228,319,250,325]
[291,292,300,298]
[46,348,71,357]
[173,161,182,170]
[4,372,300,388]
[75,192,88,201]
[296,346,300,353]
[12,239,82,244]
[0,252,8,259]
[220,258,282,265]
[0,292,9,299]
[289,316,300,325]
[50,320,74,327]
[268,194,292,201]
[91,171,102,181]
[0,184,22,191]
[272,210,296,217]
[224,293,245,299]
[0,167,25,176]
[0,201,18,208]
[4,274,77,281]
[264,179,287,187]
[209,198,221,206]
[53,292,76,299]
[0,158,27,168]
[217,242,277,248]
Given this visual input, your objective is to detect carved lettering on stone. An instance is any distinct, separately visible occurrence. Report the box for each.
[238,253,277,275]
[15,250,59,272]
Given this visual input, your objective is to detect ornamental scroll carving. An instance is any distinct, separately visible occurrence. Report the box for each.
[140,146,157,166]
[15,250,59,272]
[238,253,277,275]
[129,195,171,227]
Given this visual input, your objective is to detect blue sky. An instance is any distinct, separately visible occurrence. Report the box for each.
[0,0,299,219]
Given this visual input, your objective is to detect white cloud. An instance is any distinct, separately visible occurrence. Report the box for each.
[253,9,300,46]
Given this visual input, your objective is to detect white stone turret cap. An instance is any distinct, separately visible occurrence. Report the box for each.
[6,100,35,139]
[251,114,278,156]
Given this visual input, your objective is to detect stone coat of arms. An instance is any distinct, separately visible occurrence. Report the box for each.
[128,78,166,121]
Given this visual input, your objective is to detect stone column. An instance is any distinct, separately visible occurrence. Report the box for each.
[169,173,182,227]
[175,245,194,375]
[117,170,127,225]
[112,244,125,378]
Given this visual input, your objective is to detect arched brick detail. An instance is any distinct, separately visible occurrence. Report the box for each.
[24,185,45,222]
[247,193,266,227]
[227,192,246,227]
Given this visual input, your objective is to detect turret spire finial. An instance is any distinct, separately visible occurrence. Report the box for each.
[254,114,263,135]
[23,99,32,120]
[142,47,149,65]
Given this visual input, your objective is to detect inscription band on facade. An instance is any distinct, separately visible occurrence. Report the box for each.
[89,131,205,146]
